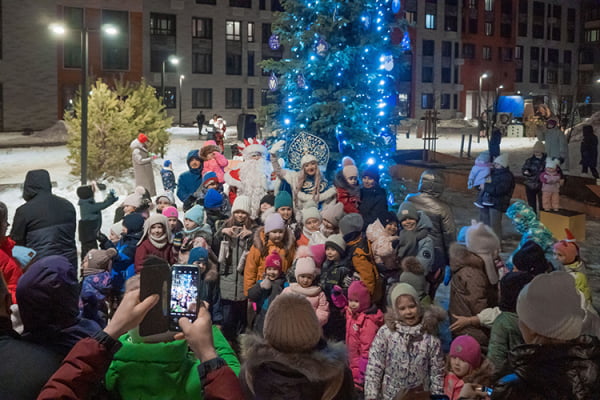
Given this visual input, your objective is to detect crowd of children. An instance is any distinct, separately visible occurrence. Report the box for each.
[3,129,600,400]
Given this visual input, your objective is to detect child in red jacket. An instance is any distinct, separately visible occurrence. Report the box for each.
[345,280,384,393]
[335,157,360,213]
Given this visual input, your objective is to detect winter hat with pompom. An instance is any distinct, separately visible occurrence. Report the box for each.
[265,250,283,272]
[122,187,146,208]
[309,244,326,271]
[342,157,358,180]
[348,280,371,313]
[138,133,148,143]
[294,246,317,278]
[545,158,560,169]
[449,335,482,369]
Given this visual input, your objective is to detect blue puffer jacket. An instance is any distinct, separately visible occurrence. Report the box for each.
[176,150,204,204]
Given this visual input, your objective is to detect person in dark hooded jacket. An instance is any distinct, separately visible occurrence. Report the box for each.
[10,169,77,269]
[359,166,388,229]
[16,255,101,357]
[177,150,204,211]
[405,170,456,278]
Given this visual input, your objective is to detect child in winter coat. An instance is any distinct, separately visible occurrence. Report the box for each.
[160,160,176,192]
[297,204,327,246]
[539,158,564,212]
[340,213,381,301]
[364,283,445,400]
[366,211,400,275]
[335,157,361,214]
[345,280,384,392]
[247,251,289,335]
[468,151,494,208]
[244,212,295,295]
[553,230,592,305]
[80,248,117,327]
[76,183,119,258]
[282,246,329,325]
[320,234,354,341]
[320,201,345,238]
[187,246,223,325]
[177,204,213,264]
[203,188,228,233]
[134,214,176,273]
[444,335,494,400]
[487,272,533,371]
[274,190,302,240]
[201,140,228,183]
[213,195,257,341]
[162,206,184,240]
[155,191,176,214]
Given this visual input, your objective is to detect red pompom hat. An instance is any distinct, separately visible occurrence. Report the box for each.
[138,133,148,143]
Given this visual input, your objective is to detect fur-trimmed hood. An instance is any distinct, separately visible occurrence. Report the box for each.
[449,243,485,274]
[384,304,447,335]
[446,355,495,387]
[334,170,360,196]
[252,226,295,253]
[240,333,349,400]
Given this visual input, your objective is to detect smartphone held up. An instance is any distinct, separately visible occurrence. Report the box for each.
[169,265,200,330]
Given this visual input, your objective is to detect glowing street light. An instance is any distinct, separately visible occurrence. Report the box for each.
[161,56,180,106]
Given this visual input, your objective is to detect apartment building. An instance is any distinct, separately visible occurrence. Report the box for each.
[578,0,600,111]
[143,0,282,126]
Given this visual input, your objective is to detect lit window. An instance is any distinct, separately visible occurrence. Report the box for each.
[425,14,436,29]
[485,0,494,11]
[247,22,255,42]
[225,20,241,41]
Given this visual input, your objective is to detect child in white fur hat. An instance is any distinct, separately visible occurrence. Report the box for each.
[297,203,327,247]
[282,245,330,326]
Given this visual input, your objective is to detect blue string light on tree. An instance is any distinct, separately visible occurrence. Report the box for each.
[401,30,411,52]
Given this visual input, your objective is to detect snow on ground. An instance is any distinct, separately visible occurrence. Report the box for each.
[1,126,599,310]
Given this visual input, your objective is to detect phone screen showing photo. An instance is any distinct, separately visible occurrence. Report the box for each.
[170,267,199,325]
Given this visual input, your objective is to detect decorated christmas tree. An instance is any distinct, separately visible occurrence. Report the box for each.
[261,0,408,176]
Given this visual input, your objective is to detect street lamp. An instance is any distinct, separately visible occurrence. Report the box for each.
[50,23,118,185]
[161,56,180,106]
[478,73,488,143]
[179,75,185,126]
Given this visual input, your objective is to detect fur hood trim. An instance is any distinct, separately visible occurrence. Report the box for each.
[334,170,360,196]
[200,144,220,160]
[252,226,295,252]
[203,259,219,282]
[449,243,485,274]
[384,304,447,335]
[240,333,348,399]
[446,356,495,386]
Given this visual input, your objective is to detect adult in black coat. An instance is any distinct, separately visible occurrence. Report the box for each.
[10,169,77,269]
[580,125,599,179]
[358,166,388,229]
[0,274,64,400]
[480,154,515,242]
[521,141,546,213]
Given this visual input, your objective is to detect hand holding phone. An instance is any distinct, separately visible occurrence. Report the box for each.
[169,265,201,331]
[175,301,217,362]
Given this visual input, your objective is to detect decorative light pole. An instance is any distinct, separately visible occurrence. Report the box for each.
[50,23,118,185]
[179,75,185,126]
[478,73,488,143]
[161,56,180,106]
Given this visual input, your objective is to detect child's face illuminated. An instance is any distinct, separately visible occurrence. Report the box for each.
[450,356,472,379]
[385,222,398,236]
[156,198,171,211]
[325,246,341,261]
[268,229,284,244]
[304,217,321,232]
[362,176,376,189]
[401,219,417,231]
[297,273,314,288]
[184,218,199,230]
[347,175,358,186]
[193,260,207,274]
[168,217,178,232]
[278,206,293,221]
[123,205,136,214]
[233,211,248,224]
[150,223,165,237]
[265,267,280,280]
[396,295,419,326]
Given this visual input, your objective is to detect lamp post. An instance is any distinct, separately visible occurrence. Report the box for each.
[50,23,117,185]
[478,73,488,143]
[179,75,185,126]
[161,56,180,106]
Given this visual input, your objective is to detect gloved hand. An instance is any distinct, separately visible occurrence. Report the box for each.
[97,232,110,244]
[108,189,119,201]
[269,140,286,155]
[260,279,272,290]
